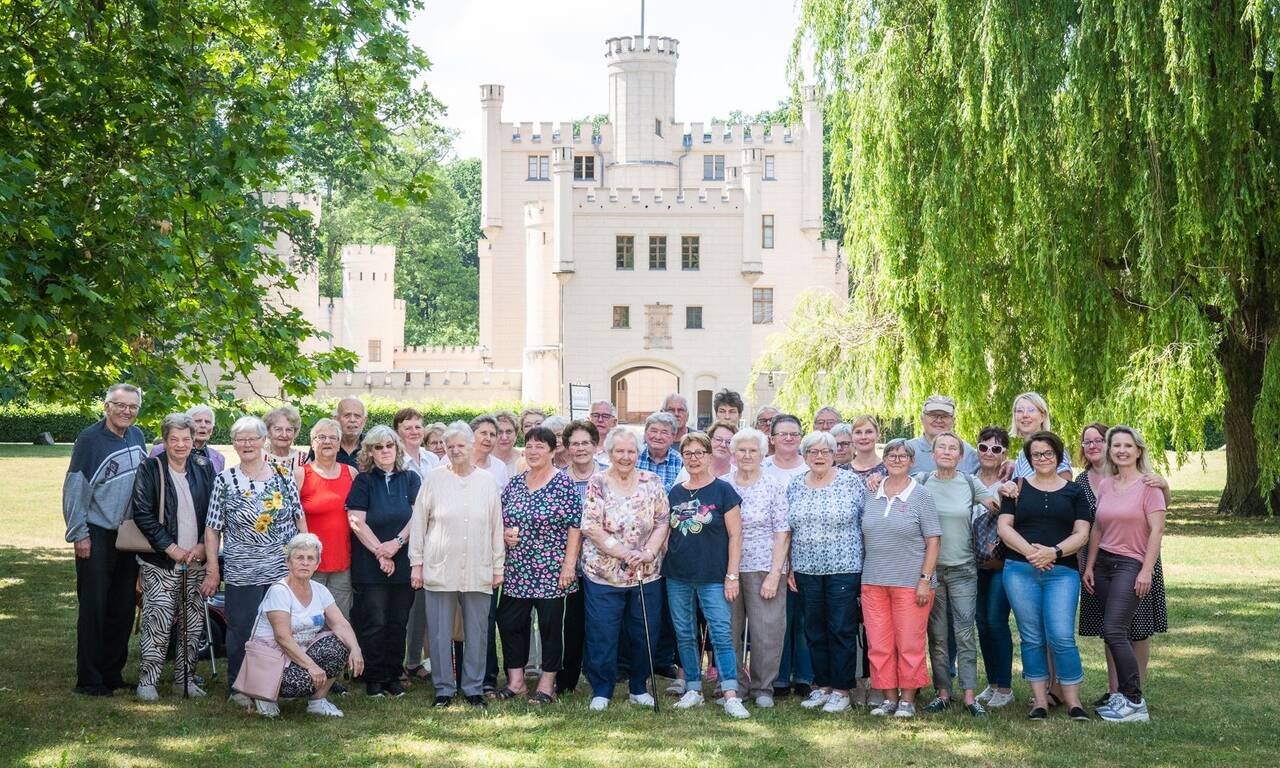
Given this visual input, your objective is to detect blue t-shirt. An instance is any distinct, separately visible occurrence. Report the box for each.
[663,478,742,583]
[345,468,421,585]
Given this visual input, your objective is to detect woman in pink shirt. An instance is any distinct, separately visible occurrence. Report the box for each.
[1082,426,1167,723]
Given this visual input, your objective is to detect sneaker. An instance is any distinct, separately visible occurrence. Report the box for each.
[976,685,996,704]
[755,694,775,709]
[772,685,792,699]
[1027,706,1048,721]
[894,701,916,718]
[433,695,453,708]
[665,679,686,695]
[1069,706,1091,721]
[869,700,898,717]
[254,699,280,718]
[655,665,681,680]
[923,696,950,714]
[330,681,348,696]
[800,689,831,709]
[384,680,407,698]
[966,702,988,717]
[73,685,113,697]
[866,689,886,708]
[986,690,1015,708]
[793,683,813,698]
[366,682,386,697]
[1099,696,1149,723]
[135,684,159,702]
[588,696,610,711]
[822,693,851,713]
[465,694,487,708]
[629,692,656,707]
[1095,692,1126,717]
[673,690,705,709]
[307,698,344,717]
[228,692,251,708]
[1092,691,1115,709]
[723,697,750,719]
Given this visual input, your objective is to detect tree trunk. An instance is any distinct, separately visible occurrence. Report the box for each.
[1217,330,1278,516]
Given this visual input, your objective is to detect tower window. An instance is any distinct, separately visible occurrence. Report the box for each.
[764,155,776,179]
[527,155,550,180]
[685,306,703,329]
[368,339,382,362]
[762,214,775,249]
[681,236,700,270]
[574,155,595,181]
[649,236,667,270]
[616,235,635,270]
[702,155,725,181]
[753,288,774,324]
[613,306,630,329]
[655,118,663,137]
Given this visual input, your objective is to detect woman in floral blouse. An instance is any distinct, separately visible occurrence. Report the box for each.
[494,426,582,704]
[579,429,670,711]
[200,416,305,707]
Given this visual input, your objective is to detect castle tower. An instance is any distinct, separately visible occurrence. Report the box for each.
[605,35,679,166]
[340,244,404,368]
[521,202,560,403]
[801,85,823,234]
[479,84,505,230]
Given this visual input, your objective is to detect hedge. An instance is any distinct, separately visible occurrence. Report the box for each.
[0,399,556,444]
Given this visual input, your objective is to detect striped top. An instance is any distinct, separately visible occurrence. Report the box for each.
[861,480,942,588]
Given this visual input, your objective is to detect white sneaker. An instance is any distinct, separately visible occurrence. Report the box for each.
[755,694,775,709]
[869,699,898,716]
[628,692,656,706]
[894,701,916,718]
[589,696,610,711]
[229,692,251,708]
[723,697,750,719]
[254,699,280,718]
[867,689,886,708]
[822,692,852,713]
[674,690,705,709]
[987,690,1015,708]
[976,685,995,704]
[135,684,159,701]
[307,698,344,717]
[1099,696,1149,723]
[172,681,206,698]
[665,679,686,695]
[800,688,832,709]
[422,660,431,675]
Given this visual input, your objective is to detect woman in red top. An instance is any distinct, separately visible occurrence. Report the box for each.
[293,418,358,619]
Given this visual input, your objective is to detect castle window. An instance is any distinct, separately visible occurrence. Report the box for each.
[649,235,667,270]
[702,155,725,181]
[685,306,703,330]
[753,288,774,325]
[762,214,775,249]
[574,155,595,181]
[527,155,549,180]
[681,236,700,270]
[655,118,663,137]
[616,235,635,270]
[612,306,630,329]
[764,155,776,180]
[368,339,382,363]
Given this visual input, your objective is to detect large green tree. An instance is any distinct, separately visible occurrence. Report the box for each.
[781,0,1278,514]
[0,0,431,417]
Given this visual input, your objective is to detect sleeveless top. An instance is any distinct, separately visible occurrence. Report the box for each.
[299,463,355,572]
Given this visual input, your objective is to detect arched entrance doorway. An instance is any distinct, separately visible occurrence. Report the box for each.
[612,366,679,424]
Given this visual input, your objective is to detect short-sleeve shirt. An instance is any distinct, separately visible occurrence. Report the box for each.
[908,436,980,474]
[345,468,421,585]
[761,456,808,487]
[917,471,992,566]
[579,472,669,586]
[786,471,868,575]
[1000,480,1091,569]
[1095,476,1165,562]
[862,480,942,587]
[477,455,510,490]
[842,461,886,483]
[252,580,335,644]
[500,470,582,598]
[722,472,790,573]
[664,479,743,583]
[638,447,684,491]
[206,465,303,587]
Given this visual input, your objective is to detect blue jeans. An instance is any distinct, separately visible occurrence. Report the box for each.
[776,587,814,687]
[665,578,738,692]
[975,567,1013,688]
[793,572,862,691]
[1003,560,1084,685]
[582,578,665,699]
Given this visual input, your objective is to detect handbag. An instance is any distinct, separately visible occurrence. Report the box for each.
[974,477,1021,569]
[233,638,290,702]
[117,457,165,553]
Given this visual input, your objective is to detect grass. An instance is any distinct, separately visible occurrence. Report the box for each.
[1,446,1277,767]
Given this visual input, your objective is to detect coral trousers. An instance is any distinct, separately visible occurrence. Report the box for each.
[862,584,933,691]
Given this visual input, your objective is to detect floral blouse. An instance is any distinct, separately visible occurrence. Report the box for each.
[722,472,790,573]
[500,470,582,598]
[579,471,670,587]
[206,464,303,586]
[786,470,868,576]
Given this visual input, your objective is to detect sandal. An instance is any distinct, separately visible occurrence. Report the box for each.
[495,687,524,701]
[405,665,431,681]
[528,691,556,705]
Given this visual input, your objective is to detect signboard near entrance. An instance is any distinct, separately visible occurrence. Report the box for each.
[568,383,591,421]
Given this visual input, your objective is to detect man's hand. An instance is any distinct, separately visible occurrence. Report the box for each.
[74,537,91,560]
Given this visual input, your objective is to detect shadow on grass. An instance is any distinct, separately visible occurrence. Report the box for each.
[1167,491,1279,537]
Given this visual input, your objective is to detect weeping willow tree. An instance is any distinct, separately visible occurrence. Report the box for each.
[773,0,1279,515]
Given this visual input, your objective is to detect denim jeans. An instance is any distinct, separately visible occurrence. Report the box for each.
[665,578,738,692]
[582,578,665,699]
[775,588,814,687]
[975,567,1013,688]
[793,572,862,691]
[1093,550,1145,700]
[1003,560,1084,685]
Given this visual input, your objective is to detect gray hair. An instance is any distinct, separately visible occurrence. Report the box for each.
[730,427,769,454]
[309,417,340,441]
[229,416,267,439]
[644,411,679,433]
[604,427,641,455]
[284,532,323,560]
[883,437,916,459]
[185,404,215,423]
[264,405,302,430]
[754,404,779,420]
[542,415,569,435]
[815,406,842,421]
[358,425,405,473]
[931,430,964,452]
[333,396,366,418]
[161,413,195,440]
[104,383,143,405]
[442,420,474,446]
[663,392,689,410]
[590,399,617,415]
[800,430,837,455]
[829,422,853,439]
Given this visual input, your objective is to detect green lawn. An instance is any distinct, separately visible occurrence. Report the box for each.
[2,446,1277,767]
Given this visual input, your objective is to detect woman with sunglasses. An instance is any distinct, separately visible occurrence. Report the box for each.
[346,426,422,698]
[971,426,1015,709]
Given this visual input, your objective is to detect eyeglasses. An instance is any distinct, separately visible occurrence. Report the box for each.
[233,437,263,445]
[107,401,140,412]
[804,448,833,457]
[711,437,733,447]
[371,443,397,451]
[884,453,911,462]
[835,441,852,449]
[976,444,1006,454]
[1030,450,1057,461]
[924,412,953,420]
[1081,438,1105,447]
[589,413,614,420]
[774,432,801,440]
[681,450,708,459]
[1014,407,1041,416]
[313,434,338,442]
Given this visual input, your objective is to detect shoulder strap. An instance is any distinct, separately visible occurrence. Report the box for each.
[156,456,167,525]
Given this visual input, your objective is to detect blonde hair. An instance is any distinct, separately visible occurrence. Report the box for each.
[1010,392,1051,435]
[264,405,302,430]
[1103,425,1154,476]
[850,414,880,433]
[357,425,406,473]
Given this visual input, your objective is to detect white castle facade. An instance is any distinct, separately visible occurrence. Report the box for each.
[249,33,847,423]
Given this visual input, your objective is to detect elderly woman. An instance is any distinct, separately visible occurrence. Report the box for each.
[557,419,604,694]
[972,426,1015,709]
[520,408,547,436]
[786,430,869,714]
[579,428,671,711]
[494,426,582,703]
[1082,426,1167,723]
[244,533,363,718]
[541,415,570,469]
[425,422,447,461]
[916,432,999,716]
[345,426,421,698]
[396,407,440,479]
[409,421,504,708]
[664,432,747,718]
[724,427,790,709]
[150,405,225,473]
[860,438,940,718]
[201,416,305,705]
[1008,393,1072,480]
[133,413,216,700]
[292,419,357,620]
[764,413,814,699]
[264,406,308,473]
[492,410,523,475]
[998,431,1092,721]
[847,415,886,481]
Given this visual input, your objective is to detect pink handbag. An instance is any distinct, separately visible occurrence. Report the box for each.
[232,638,289,702]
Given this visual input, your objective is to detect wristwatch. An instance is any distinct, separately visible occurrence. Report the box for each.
[1053,545,1063,559]
[726,574,739,581]
[395,534,406,547]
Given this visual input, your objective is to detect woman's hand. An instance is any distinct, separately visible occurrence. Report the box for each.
[915,579,932,606]
[306,663,327,691]
[1142,474,1169,490]
[199,569,219,598]
[166,544,191,564]
[377,555,395,576]
[724,577,739,603]
[998,481,1019,499]
[1027,544,1057,570]
[1081,566,1095,594]
[1134,568,1153,598]
[186,543,207,564]
[864,473,884,493]
[492,570,504,589]
[787,572,798,593]
[623,548,646,569]
[410,564,423,590]
[504,527,520,548]
[761,572,781,600]
[374,539,400,560]
[348,646,365,678]
[558,565,576,591]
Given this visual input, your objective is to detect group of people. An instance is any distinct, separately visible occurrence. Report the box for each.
[63,385,1167,724]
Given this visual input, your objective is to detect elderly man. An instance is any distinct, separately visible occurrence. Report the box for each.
[636,411,684,491]
[906,394,980,473]
[712,389,745,426]
[334,397,368,467]
[149,404,225,473]
[588,400,618,465]
[64,384,149,696]
[813,406,842,433]
[753,406,780,455]
[662,393,691,441]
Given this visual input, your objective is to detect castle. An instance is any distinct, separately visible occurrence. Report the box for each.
[248,33,848,424]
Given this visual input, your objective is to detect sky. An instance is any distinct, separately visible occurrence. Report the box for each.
[407,0,804,160]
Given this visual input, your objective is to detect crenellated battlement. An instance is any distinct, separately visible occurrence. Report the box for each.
[605,35,679,58]
[480,84,504,103]
[572,185,742,212]
[260,191,322,217]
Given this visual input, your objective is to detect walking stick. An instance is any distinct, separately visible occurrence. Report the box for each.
[204,600,218,681]
[178,563,189,698]
[635,569,659,713]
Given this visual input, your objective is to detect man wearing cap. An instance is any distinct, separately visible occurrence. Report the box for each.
[906,395,981,473]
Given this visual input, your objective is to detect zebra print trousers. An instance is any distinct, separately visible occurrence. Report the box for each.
[137,560,206,687]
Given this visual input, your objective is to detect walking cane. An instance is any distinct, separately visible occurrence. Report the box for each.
[204,601,218,681]
[635,569,659,713]
[177,563,189,698]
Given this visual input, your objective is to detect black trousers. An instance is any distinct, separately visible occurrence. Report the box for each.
[352,582,415,685]
[497,594,566,673]
[75,524,140,689]
[484,591,499,688]
[1094,550,1145,701]
[557,587,586,692]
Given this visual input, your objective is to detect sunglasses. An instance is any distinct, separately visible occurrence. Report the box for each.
[977,444,1006,455]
